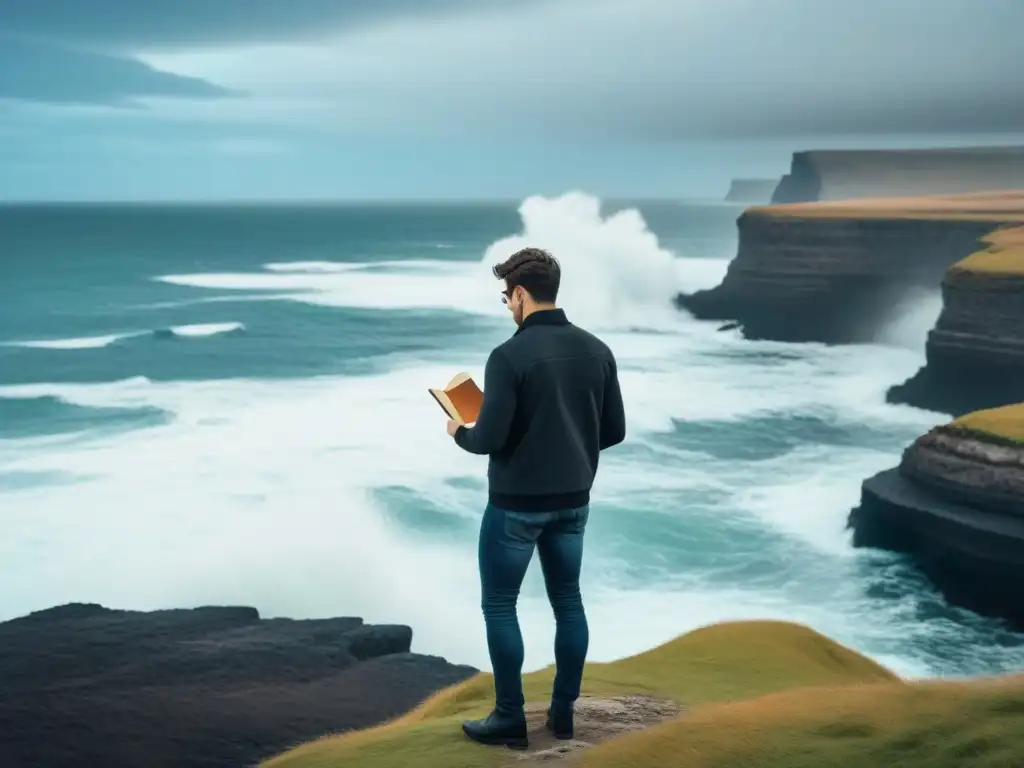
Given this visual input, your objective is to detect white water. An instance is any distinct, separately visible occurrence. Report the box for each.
[0,192,985,680]
[3,334,128,350]
[2,322,245,349]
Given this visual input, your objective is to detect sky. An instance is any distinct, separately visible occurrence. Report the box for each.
[1,0,1023,201]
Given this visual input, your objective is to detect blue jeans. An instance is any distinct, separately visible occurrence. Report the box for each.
[477,502,590,716]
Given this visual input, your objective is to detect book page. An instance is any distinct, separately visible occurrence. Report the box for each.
[447,378,483,424]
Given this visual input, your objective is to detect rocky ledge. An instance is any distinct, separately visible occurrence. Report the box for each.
[724,178,779,204]
[848,403,1024,629]
[0,603,476,768]
[888,226,1024,415]
[677,192,1024,343]
[771,146,1024,204]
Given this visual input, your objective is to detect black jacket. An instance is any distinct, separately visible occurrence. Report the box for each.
[453,308,626,512]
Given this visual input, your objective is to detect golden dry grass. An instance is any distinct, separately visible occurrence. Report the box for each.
[750,190,1024,222]
[579,674,1024,768]
[951,226,1024,275]
[951,402,1024,443]
[261,620,898,768]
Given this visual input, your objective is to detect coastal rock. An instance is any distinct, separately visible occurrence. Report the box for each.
[724,178,778,204]
[888,227,1024,415]
[677,192,1024,343]
[771,146,1024,204]
[849,408,1024,629]
[0,603,477,768]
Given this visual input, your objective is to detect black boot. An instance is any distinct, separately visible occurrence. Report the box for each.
[462,709,528,750]
[545,701,574,740]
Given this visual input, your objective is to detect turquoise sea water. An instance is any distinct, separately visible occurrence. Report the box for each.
[2,192,1022,678]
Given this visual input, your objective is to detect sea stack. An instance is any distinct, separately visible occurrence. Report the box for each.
[849,403,1024,630]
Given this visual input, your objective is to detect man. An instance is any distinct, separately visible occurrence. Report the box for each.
[446,247,626,750]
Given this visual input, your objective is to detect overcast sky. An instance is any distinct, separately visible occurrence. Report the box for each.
[2,0,1023,200]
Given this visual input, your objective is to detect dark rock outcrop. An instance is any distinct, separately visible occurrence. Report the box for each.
[724,178,778,204]
[675,196,1024,343]
[0,603,477,768]
[771,146,1024,204]
[849,422,1024,629]
[888,227,1024,415]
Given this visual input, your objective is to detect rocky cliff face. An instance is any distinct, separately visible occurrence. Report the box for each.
[888,227,1024,415]
[849,412,1024,630]
[0,603,477,768]
[771,146,1024,204]
[676,195,1023,343]
[724,178,779,204]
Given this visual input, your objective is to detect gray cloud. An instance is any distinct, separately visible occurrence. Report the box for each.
[0,37,240,105]
[126,0,1024,140]
[3,0,1024,139]
[0,0,531,48]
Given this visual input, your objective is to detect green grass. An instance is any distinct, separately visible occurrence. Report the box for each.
[262,620,897,768]
[951,402,1024,443]
[580,675,1024,768]
[951,226,1024,275]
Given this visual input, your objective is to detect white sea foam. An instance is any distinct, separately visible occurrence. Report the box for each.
[1,322,244,350]
[0,324,946,675]
[263,261,360,273]
[167,322,245,337]
[0,352,935,673]
[3,334,129,350]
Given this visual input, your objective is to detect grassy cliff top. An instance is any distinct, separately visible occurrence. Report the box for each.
[750,190,1024,222]
[951,402,1024,443]
[580,673,1024,768]
[261,620,913,768]
[951,227,1024,275]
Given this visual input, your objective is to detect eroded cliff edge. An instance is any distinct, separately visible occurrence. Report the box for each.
[848,404,1024,629]
[888,227,1024,415]
[0,603,477,768]
[677,192,1024,343]
[772,146,1024,204]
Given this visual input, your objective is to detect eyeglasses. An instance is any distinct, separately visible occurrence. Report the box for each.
[500,287,514,305]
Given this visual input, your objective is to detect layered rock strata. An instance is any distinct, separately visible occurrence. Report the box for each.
[772,146,1024,204]
[677,192,1024,343]
[849,406,1024,629]
[0,603,476,768]
[888,227,1024,415]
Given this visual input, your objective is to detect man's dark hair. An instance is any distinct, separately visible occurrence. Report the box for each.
[492,247,561,303]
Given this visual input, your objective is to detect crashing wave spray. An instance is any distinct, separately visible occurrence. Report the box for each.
[876,288,944,351]
[481,192,683,330]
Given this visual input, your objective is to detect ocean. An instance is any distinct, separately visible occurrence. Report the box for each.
[2,191,1022,680]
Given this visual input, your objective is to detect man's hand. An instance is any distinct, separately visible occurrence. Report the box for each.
[446,419,461,437]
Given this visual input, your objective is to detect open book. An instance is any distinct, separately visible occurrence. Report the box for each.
[428,372,483,425]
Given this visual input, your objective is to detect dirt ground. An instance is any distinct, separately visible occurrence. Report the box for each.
[508,694,683,764]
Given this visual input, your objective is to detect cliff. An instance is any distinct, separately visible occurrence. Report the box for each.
[724,178,778,204]
[771,146,1024,204]
[676,192,1024,343]
[849,403,1024,629]
[0,603,476,768]
[265,619,1024,768]
[888,227,1024,415]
